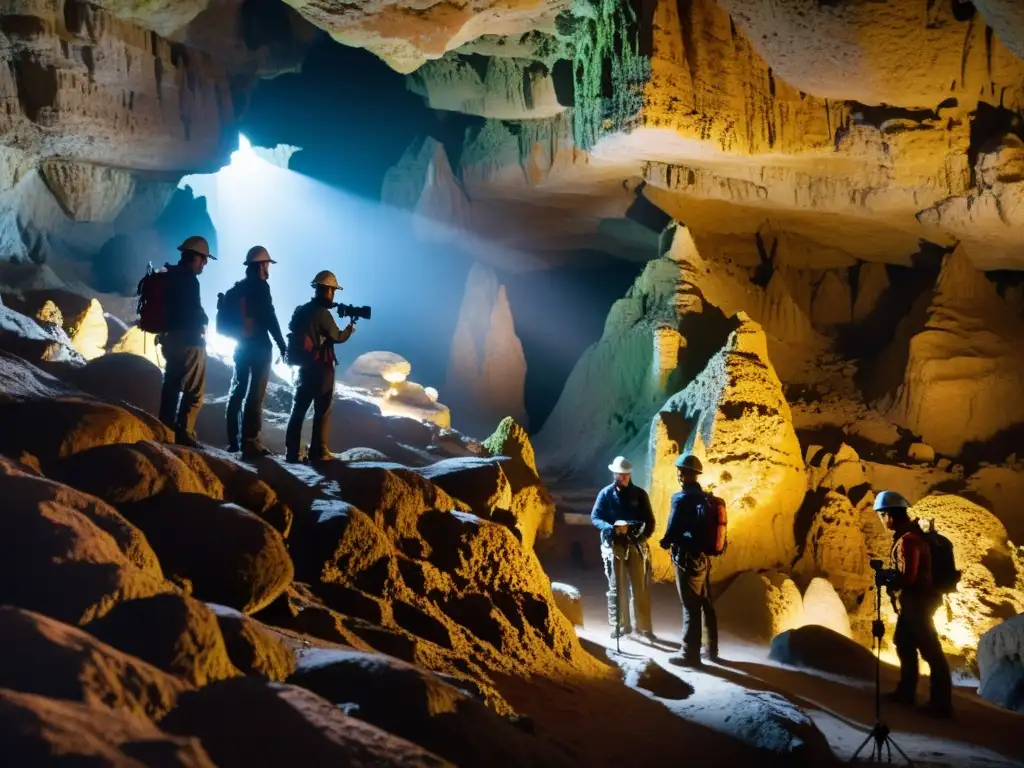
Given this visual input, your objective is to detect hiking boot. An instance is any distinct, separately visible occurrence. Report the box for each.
[284,451,304,464]
[307,452,335,464]
[636,630,657,643]
[668,653,702,668]
[919,701,953,719]
[227,443,239,453]
[174,429,201,449]
[241,444,272,461]
[703,648,720,663]
[611,626,633,639]
[884,689,915,706]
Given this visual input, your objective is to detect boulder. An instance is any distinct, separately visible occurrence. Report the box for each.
[59,442,296,536]
[907,442,936,464]
[118,492,294,615]
[0,306,83,364]
[793,492,872,597]
[649,317,805,579]
[290,463,598,683]
[161,677,451,767]
[550,583,583,627]
[978,615,1024,712]
[343,351,412,391]
[416,457,513,521]
[64,352,163,415]
[483,417,557,549]
[0,607,187,719]
[338,447,390,463]
[287,648,573,767]
[84,594,240,687]
[206,603,297,682]
[0,457,169,625]
[715,571,804,645]
[0,689,214,767]
[910,494,1024,655]
[769,625,879,682]
[979,660,1024,713]
[15,290,108,361]
[800,578,852,639]
[0,353,171,459]
[110,325,164,368]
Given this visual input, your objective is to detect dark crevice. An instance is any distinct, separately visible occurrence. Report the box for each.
[968,102,1024,186]
[552,59,575,107]
[239,0,300,51]
[625,183,672,232]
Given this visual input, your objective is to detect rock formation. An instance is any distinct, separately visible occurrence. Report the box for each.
[648,316,805,580]
[446,263,528,437]
[873,247,1024,456]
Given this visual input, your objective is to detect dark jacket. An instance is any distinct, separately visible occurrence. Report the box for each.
[660,481,705,552]
[591,482,655,542]
[233,276,286,351]
[164,262,208,343]
[289,297,353,367]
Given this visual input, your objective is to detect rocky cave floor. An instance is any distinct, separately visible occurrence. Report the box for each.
[1,275,1023,767]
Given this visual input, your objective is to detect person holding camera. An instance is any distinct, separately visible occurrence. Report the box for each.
[659,454,721,667]
[283,270,356,464]
[874,490,952,718]
[590,456,655,641]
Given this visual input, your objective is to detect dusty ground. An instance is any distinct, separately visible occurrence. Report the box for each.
[531,561,1024,768]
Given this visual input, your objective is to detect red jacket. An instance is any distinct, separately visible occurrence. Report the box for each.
[891,521,933,589]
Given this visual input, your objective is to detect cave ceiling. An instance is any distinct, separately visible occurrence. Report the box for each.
[4,0,1024,270]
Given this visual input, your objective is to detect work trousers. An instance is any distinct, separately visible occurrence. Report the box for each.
[159,335,206,438]
[893,590,952,706]
[285,363,335,459]
[601,540,652,633]
[227,343,272,450]
[675,551,718,658]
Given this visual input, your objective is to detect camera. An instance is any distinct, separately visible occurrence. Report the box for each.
[870,558,897,587]
[336,302,372,321]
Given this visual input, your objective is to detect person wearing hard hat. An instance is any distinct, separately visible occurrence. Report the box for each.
[590,456,656,641]
[874,490,952,718]
[283,270,357,463]
[659,454,719,667]
[222,246,288,459]
[158,235,215,447]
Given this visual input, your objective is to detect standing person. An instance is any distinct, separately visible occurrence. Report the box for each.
[874,491,953,718]
[158,235,215,447]
[222,246,288,459]
[284,270,356,464]
[590,456,655,641]
[659,454,720,667]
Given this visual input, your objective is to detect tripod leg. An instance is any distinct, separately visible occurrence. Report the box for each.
[849,729,877,762]
[885,736,916,766]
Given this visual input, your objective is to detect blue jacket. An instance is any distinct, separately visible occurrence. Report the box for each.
[660,482,705,551]
[591,482,655,541]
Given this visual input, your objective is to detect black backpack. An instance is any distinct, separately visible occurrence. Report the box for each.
[216,282,248,341]
[923,520,961,594]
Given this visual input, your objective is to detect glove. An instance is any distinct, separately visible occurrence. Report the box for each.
[601,528,614,545]
[629,522,646,539]
[658,538,670,551]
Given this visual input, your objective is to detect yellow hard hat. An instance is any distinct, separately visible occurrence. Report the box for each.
[311,270,340,289]
[178,235,215,259]
[245,245,276,264]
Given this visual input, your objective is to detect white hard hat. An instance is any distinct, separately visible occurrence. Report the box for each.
[608,456,632,474]
[245,245,276,264]
[873,490,910,512]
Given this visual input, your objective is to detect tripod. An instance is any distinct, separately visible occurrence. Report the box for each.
[849,582,915,765]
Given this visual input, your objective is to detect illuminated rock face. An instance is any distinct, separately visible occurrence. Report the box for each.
[281,0,569,74]
[648,317,805,580]
[909,495,1024,657]
[872,247,1024,456]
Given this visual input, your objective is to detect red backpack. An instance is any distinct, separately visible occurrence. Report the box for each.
[136,263,171,334]
[696,493,728,556]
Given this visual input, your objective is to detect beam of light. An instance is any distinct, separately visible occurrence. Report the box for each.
[177,132,541,415]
